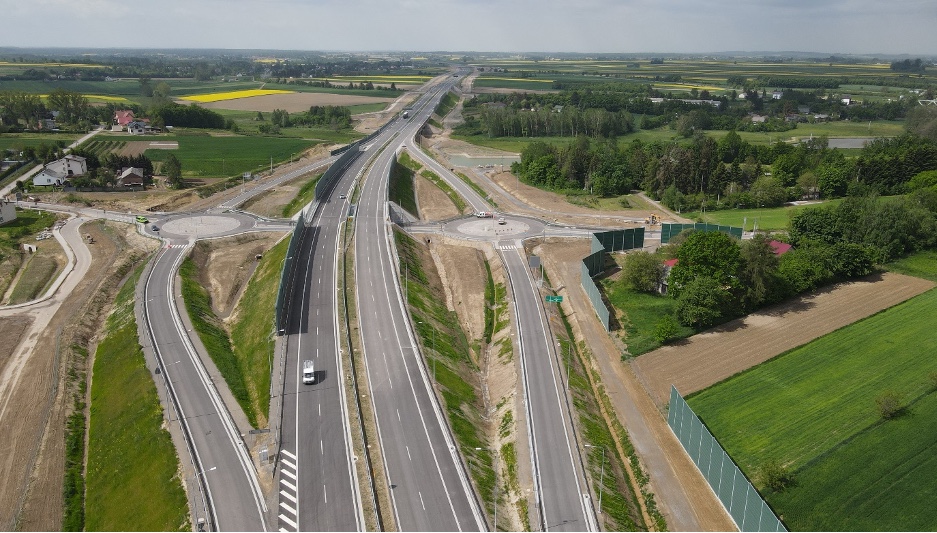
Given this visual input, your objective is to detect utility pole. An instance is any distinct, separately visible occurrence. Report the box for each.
[584,444,606,517]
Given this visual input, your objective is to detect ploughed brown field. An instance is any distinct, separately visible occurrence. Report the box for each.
[631,272,936,408]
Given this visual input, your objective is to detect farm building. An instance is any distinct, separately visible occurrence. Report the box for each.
[117,167,145,187]
[0,199,16,226]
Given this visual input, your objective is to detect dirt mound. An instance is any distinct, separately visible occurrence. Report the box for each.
[189,233,286,319]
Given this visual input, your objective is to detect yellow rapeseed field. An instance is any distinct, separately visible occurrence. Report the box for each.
[179,89,294,103]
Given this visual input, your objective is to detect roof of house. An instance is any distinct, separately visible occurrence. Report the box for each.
[119,167,144,178]
[663,258,679,268]
[114,110,135,125]
[769,240,793,255]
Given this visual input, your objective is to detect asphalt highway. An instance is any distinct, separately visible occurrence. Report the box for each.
[143,245,268,531]
[352,74,486,531]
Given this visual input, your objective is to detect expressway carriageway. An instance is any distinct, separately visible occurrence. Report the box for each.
[401,122,597,531]
[275,72,481,532]
[351,72,487,531]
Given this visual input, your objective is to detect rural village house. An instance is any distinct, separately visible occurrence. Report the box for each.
[127,121,146,135]
[32,155,87,187]
[117,167,145,187]
[658,240,792,294]
[113,110,134,127]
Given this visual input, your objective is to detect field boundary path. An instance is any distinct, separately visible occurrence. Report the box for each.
[632,272,936,408]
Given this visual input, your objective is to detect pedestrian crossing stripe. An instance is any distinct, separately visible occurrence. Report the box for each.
[498,245,516,250]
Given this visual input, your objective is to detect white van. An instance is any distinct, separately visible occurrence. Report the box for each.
[302,360,315,384]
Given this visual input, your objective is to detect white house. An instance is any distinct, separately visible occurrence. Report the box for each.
[127,121,147,135]
[33,168,67,187]
[0,199,16,226]
[44,155,87,177]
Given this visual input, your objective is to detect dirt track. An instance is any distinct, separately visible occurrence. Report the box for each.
[632,272,936,408]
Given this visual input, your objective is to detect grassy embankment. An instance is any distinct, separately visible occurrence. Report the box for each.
[388,156,418,217]
[281,172,322,218]
[429,90,459,128]
[687,261,937,531]
[84,266,189,531]
[228,238,290,426]
[394,229,496,520]
[178,238,288,429]
[397,151,467,214]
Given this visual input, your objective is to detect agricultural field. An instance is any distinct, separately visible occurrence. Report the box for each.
[469,57,937,97]
[686,284,937,531]
[0,133,80,152]
[178,89,294,103]
[143,134,320,178]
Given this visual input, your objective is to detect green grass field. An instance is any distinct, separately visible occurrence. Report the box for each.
[0,133,80,152]
[603,281,694,356]
[681,200,842,231]
[687,287,937,530]
[85,267,189,531]
[281,172,322,218]
[885,250,937,282]
[145,134,320,178]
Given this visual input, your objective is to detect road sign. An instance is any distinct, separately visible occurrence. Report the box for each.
[545,295,563,303]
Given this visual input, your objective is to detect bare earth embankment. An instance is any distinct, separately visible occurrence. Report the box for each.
[632,272,936,408]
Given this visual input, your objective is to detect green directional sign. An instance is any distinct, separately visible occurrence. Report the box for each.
[545,295,563,303]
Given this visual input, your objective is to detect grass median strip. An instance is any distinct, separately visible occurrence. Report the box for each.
[85,266,189,531]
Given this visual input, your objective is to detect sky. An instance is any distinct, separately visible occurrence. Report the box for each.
[1,0,935,55]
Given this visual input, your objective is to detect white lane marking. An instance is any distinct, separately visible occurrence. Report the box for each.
[419,491,426,510]
[321,440,324,455]
[281,469,297,481]
[280,490,297,504]
[397,409,401,421]
[407,446,412,461]
[279,514,298,529]
[318,403,321,416]
[281,479,297,491]
[280,501,297,516]
[324,484,328,503]
[279,528,288,532]
[281,449,296,460]
[281,458,296,470]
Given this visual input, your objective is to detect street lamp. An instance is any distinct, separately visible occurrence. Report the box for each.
[584,445,606,516]
[475,447,498,530]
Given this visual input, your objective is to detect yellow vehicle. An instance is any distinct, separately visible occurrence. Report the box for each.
[135,215,148,223]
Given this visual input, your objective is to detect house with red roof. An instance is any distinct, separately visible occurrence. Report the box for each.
[113,110,135,129]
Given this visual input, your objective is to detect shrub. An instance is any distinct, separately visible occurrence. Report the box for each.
[758,459,794,492]
[653,315,680,344]
[876,390,904,420]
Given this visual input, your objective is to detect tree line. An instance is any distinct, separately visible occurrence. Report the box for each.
[623,184,937,332]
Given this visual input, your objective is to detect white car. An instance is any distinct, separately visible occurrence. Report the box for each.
[302,360,315,384]
[475,211,493,218]
[497,217,506,225]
